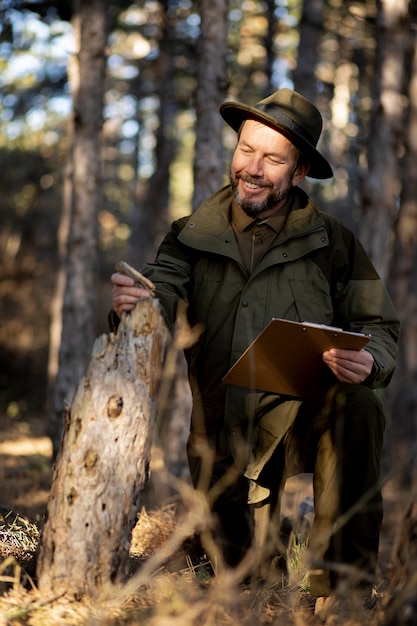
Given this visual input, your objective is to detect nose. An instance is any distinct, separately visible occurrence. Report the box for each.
[245,155,263,177]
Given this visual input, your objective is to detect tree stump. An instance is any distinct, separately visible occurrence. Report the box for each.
[36,298,170,597]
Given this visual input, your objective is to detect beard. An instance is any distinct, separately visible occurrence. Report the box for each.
[230,173,294,218]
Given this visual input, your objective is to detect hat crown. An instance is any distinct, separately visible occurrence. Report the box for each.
[219,88,333,179]
[255,89,322,147]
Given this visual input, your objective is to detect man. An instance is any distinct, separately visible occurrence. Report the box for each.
[110,89,399,605]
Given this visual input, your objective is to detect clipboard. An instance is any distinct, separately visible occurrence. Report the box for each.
[222,318,370,398]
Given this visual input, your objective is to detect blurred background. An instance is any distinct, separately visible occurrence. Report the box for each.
[0,0,415,491]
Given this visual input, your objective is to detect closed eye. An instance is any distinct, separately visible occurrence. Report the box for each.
[239,146,253,155]
[267,156,286,165]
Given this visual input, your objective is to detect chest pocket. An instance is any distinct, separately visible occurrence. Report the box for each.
[189,257,245,327]
[288,277,333,324]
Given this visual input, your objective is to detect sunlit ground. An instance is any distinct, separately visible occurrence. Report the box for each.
[0,413,414,626]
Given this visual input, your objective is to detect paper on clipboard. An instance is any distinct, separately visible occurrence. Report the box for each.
[222,318,370,398]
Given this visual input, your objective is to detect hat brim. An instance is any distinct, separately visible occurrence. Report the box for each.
[220,101,333,180]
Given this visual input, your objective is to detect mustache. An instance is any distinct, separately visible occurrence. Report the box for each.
[236,174,271,188]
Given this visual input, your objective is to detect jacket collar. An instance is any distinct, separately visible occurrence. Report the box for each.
[178,184,327,253]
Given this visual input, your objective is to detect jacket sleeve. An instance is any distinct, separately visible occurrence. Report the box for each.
[139,216,194,332]
[315,213,400,388]
[107,216,193,334]
[338,281,399,389]
[323,217,400,389]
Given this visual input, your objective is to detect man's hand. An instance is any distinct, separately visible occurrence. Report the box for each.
[322,348,374,384]
[111,272,151,319]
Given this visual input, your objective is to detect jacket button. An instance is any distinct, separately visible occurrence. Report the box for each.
[282,252,288,258]
[320,236,326,242]
[242,300,249,307]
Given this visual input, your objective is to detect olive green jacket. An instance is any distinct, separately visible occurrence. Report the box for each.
[128,185,400,502]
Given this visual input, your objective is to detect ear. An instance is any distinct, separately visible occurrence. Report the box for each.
[292,161,311,186]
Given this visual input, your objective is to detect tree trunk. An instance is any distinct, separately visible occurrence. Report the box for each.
[292,0,326,103]
[358,0,409,280]
[192,0,228,210]
[37,298,170,597]
[292,0,328,215]
[263,0,277,95]
[386,0,417,488]
[48,0,108,458]
[128,0,177,269]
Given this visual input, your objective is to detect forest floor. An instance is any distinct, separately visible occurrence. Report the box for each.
[0,411,414,626]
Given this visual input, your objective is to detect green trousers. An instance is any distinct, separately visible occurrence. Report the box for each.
[210,383,385,594]
[304,383,385,595]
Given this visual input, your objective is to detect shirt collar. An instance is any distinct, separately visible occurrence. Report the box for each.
[231,193,294,233]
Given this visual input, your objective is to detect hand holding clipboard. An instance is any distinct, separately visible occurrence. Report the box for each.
[222,319,370,398]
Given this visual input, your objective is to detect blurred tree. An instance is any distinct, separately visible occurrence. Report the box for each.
[263,0,277,95]
[48,0,109,456]
[358,0,409,280]
[292,0,326,102]
[386,0,417,487]
[1,0,416,484]
[0,5,71,412]
[153,0,229,477]
[192,0,228,209]
[292,0,329,214]
[226,0,271,103]
[128,0,180,267]
[102,1,202,270]
[303,0,378,229]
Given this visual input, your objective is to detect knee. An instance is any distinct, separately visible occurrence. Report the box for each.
[331,383,385,440]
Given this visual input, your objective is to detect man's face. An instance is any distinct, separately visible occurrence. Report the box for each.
[230,119,307,219]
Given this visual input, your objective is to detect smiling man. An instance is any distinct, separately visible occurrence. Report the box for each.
[230,120,308,218]
[110,89,399,615]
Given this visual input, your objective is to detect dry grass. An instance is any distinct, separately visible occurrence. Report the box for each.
[0,493,398,626]
[0,416,415,625]
[0,510,39,555]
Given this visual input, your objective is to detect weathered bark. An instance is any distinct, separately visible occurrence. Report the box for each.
[37,298,170,597]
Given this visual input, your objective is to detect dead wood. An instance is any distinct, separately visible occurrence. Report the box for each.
[36,297,170,598]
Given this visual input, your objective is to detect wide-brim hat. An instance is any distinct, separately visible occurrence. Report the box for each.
[220,88,333,179]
